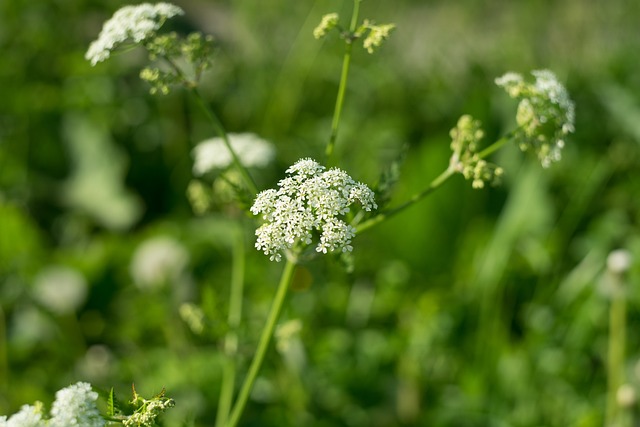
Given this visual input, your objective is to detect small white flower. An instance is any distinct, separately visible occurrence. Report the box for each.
[130,236,189,289]
[251,158,376,261]
[49,382,104,427]
[32,266,88,315]
[86,2,184,66]
[192,133,276,176]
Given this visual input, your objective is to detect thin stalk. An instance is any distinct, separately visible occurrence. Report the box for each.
[159,54,258,195]
[189,88,259,195]
[325,0,361,162]
[215,226,247,427]
[355,132,515,234]
[0,305,7,394]
[605,275,627,427]
[226,258,297,427]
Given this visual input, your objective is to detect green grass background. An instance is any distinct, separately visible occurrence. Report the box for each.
[1,0,640,425]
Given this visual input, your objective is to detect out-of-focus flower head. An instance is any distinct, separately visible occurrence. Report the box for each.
[130,236,189,290]
[360,20,396,54]
[313,13,340,39]
[250,158,377,262]
[32,266,88,315]
[192,133,276,176]
[495,69,575,167]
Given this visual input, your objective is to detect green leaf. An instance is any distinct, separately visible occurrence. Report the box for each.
[108,388,115,417]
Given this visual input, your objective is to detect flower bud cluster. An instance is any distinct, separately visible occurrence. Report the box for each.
[495,70,575,168]
[313,13,340,39]
[360,20,396,54]
[251,159,377,262]
[123,388,174,427]
[449,115,503,189]
[313,13,395,54]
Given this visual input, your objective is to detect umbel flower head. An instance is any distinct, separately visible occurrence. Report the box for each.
[449,115,503,189]
[495,70,575,168]
[251,158,377,262]
[86,3,184,66]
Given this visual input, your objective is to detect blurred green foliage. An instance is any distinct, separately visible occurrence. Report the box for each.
[1,0,640,426]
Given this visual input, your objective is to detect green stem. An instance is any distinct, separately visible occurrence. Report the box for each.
[226,257,298,427]
[158,54,259,195]
[356,167,454,234]
[215,226,247,427]
[325,0,361,163]
[605,273,627,427]
[356,132,515,234]
[0,305,7,395]
[189,88,259,195]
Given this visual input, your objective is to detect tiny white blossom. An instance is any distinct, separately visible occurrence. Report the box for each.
[495,69,575,167]
[130,236,189,289]
[251,158,376,261]
[86,2,184,66]
[49,382,104,427]
[192,133,276,176]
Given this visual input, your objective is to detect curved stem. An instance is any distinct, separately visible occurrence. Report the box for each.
[356,132,515,234]
[226,257,297,427]
[325,0,361,163]
[356,167,454,234]
[158,55,259,195]
[215,226,247,427]
[189,88,259,195]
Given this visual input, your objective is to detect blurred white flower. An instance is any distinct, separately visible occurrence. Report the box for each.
[86,2,184,66]
[49,382,104,427]
[251,158,376,261]
[32,266,88,315]
[192,133,275,176]
[607,249,632,275]
[0,404,44,427]
[130,236,189,289]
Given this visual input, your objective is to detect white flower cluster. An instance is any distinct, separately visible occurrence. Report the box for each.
[0,383,104,427]
[192,133,276,176]
[251,158,377,262]
[495,70,575,167]
[49,382,104,427]
[86,3,184,66]
[0,404,44,427]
